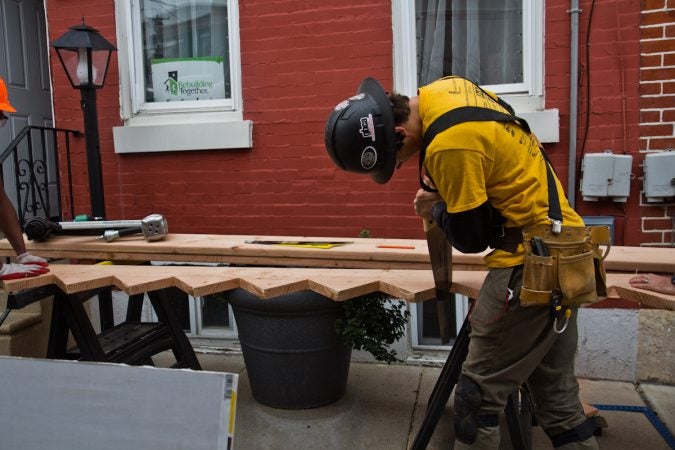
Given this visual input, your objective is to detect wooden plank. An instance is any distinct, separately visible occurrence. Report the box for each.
[0,265,447,302]
[4,265,671,309]
[0,234,672,273]
[583,401,599,417]
[0,234,474,269]
[605,273,675,311]
[0,356,237,450]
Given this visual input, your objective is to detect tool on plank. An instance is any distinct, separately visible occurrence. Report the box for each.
[24,214,168,242]
[376,244,416,249]
[244,240,352,249]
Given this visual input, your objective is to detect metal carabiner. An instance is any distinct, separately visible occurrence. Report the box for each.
[550,218,562,235]
[553,308,571,334]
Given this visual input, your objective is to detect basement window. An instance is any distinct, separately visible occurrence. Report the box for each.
[113,0,252,153]
[410,294,469,348]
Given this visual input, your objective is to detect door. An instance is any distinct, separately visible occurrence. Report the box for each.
[0,0,54,214]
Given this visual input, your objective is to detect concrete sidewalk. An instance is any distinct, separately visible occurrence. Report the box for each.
[184,352,675,450]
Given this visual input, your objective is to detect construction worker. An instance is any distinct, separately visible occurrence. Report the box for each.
[0,77,49,280]
[324,77,599,450]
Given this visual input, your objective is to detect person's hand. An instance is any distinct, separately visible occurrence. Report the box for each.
[414,189,443,221]
[629,273,675,296]
[16,252,48,267]
[0,262,49,280]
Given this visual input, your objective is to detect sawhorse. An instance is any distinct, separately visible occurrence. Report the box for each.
[411,319,534,450]
[5,285,201,369]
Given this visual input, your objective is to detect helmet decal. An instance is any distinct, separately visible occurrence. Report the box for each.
[359,114,376,142]
[361,146,378,170]
[333,99,350,111]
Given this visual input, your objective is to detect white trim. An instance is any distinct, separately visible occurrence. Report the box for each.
[392,0,417,97]
[115,1,135,121]
[113,118,252,153]
[520,109,560,143]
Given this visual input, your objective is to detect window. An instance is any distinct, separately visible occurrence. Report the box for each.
[157,289,238,341]
[416,0,524,90]
[113,0,251,153]
[393,0,559,142]
[141,263,238,344]
[410,294,469,348]
[136,0,232,109]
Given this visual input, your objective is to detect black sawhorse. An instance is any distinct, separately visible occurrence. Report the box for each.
[411,319,534,450]
[6,285,201,370]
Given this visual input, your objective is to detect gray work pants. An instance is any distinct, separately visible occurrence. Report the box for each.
[455,266,598,449]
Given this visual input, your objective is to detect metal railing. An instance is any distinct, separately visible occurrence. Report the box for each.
[0,125,82,226]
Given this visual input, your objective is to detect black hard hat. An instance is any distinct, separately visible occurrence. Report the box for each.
[324,78,396,184]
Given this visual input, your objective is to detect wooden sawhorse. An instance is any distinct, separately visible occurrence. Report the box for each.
[5,285,201,369]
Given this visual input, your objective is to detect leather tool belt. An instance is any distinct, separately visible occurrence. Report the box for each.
[520,225,611,307]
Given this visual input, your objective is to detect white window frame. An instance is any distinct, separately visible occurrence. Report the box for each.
[113,0,252,153]
[392,0,559,143]
[410,294,469,349]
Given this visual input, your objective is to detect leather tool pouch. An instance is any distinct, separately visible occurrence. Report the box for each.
[520,225,611,307]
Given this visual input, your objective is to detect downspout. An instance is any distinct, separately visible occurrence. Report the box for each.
[568,1,581,209]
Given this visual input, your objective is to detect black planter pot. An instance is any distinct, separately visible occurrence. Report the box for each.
[227,289,352,409]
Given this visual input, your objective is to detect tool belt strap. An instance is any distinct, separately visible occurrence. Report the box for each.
[494,224,611,256]
[494,227,523,253]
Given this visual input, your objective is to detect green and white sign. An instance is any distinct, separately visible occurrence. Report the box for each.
[151,57,225,101]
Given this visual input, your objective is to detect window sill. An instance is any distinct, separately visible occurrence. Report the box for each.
[518,109,559,143]
[113,113,252,153]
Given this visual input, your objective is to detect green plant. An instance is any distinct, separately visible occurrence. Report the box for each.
[339,229,410,364]
[335,293,411,364]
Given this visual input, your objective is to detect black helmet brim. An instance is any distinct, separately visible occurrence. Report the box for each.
[357,78,396,184]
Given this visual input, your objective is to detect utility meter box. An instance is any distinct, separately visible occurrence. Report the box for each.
[580,152,632,202]
[644,151,675,202]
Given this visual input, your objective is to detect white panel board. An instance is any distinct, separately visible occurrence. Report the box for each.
[0,357,237,450]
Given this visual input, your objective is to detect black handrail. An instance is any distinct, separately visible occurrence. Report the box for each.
[0,125,82,226]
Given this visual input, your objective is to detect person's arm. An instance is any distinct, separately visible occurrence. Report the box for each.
[414,189,495,253]
[0,187,27,256]
[430,201,494,253]
[629,273,675,296]
[0,187,49,279]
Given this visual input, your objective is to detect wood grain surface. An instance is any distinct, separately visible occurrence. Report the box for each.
[0,234,671,273]
[1,265,672,309]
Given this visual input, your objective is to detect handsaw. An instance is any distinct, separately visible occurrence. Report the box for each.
[423,219,455,344]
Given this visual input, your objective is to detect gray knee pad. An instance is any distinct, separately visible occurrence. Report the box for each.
[453,375,498,444]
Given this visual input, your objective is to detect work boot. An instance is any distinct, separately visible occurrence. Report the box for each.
[555,436,599,450]
[453,426,500,450]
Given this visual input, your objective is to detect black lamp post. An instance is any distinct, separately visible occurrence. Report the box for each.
[52,21,116,220]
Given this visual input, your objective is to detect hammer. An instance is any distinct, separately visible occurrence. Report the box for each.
[24,214,168,242]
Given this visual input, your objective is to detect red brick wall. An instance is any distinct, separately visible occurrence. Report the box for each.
[637,0,675,246]
[543,0,646,246]
[45,1,661,245]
